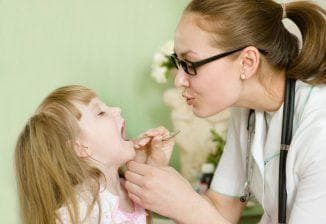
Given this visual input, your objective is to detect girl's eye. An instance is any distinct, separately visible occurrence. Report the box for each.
[97,111,105,116]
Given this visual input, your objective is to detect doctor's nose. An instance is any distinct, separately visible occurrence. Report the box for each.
[174,69,190,88]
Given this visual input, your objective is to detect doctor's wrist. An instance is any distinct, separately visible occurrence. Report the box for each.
[172,192,230,224]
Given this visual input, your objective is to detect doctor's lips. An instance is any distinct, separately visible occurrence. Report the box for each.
[182,91,195,105]
[183,94,195,105]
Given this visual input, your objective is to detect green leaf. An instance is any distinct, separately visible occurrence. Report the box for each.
[206,129,226,167]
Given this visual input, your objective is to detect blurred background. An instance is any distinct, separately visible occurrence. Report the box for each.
[0,1,188,223]
[1,0,324,223]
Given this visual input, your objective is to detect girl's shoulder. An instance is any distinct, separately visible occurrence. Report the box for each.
[56,186,147,224]
[55,188,115,224]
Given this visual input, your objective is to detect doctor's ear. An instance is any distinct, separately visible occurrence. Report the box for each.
[74,141,92,158]
[239,47,260,80]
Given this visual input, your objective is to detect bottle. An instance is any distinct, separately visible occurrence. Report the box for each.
[198,163,215,194]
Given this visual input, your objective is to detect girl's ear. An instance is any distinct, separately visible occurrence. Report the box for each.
[74,140,92,158]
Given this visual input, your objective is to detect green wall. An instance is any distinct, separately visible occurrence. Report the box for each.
[0,1,188,222]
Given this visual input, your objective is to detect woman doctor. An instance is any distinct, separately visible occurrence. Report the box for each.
[125,0,326,223]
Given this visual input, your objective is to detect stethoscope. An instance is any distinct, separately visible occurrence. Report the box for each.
[239,78,296,224]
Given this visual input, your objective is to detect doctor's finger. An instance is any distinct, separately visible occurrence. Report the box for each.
[145,127,169,137]
[128,193,143,206]
[133,136,151,147]
[125,170,145,186]
[124,180,144,199]
[127,161,153,176]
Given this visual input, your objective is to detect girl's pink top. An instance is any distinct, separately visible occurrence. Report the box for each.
[57,187,147,224]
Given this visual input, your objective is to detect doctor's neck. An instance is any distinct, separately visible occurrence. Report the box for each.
[236,67,286,112]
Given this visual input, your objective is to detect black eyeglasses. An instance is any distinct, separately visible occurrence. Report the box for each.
[169,47,267,76]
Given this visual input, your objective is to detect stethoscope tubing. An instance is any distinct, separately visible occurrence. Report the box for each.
[241,79,296,224]
[278,78,296,223]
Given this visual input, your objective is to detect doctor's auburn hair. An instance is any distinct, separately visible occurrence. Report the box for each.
[185,0,326,85]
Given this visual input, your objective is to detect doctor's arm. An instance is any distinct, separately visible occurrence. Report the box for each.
[124,162,245,224]
[204,189,246,224]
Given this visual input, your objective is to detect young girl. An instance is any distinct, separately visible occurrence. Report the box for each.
[15,85,175,224]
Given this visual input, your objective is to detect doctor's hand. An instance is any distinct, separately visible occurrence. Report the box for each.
[132,126,175,166]
[124,161,200,221]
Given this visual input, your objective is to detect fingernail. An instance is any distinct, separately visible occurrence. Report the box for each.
[154,136,162,142]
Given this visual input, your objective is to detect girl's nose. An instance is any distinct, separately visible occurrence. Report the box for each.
[174,69,190,88]
[111,107,121,116]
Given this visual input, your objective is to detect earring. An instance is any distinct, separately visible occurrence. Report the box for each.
[240,62,246,80]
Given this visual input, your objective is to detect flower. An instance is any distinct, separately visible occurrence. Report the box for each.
[150,40,175,83]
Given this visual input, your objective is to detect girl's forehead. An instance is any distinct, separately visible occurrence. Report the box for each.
[74,97,103,112]
[88,97,103,107]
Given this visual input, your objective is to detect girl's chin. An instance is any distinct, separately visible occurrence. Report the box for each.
[116,153,135,167]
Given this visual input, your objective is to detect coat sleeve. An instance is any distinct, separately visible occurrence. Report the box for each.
[289,117,326,223]
[210,108,247,198]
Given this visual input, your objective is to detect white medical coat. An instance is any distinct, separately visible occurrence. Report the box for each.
[210,81,326,223]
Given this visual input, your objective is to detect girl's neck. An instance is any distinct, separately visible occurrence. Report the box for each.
[99,166,121,194]
[99,166,135,212]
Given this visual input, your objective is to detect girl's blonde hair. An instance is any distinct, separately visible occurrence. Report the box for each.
[15,85,104,224]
